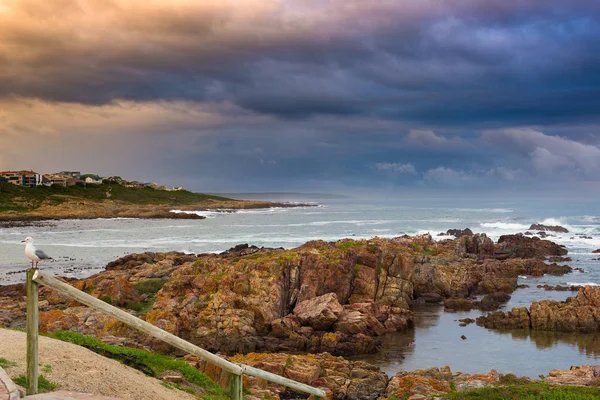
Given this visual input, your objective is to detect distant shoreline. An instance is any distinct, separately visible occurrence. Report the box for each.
[0,182,316,225]
[0,201,315,226]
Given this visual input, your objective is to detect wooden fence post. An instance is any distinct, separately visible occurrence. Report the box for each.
[230,373,243,400]
[26,268,39,395]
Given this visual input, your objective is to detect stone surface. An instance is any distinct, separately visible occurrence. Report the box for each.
[478,286,600,333]
[529,224,569,233]
[191,352,388,400]
[544,365,600,386]
[0,233,575,357]
[293,293,344,331]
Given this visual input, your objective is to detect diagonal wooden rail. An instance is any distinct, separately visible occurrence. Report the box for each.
[28,270,325,400]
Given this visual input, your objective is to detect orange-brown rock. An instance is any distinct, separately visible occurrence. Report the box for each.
[544,365,600,386]
[478,286,600,333]
[191,352,387,400]
[383,367,501,399]
[0,233,575,356]
[294,293,344,331]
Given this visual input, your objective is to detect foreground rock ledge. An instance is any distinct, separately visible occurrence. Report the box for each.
[186,353,600,400]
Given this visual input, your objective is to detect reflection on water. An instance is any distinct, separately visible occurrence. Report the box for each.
[353,304,600,378]
[503,329,600,357]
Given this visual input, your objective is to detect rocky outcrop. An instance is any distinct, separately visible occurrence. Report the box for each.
[413,256,570,299]
[0,233,575,357]
[191,355,572,400]
[494,234,568,259]
[478,286,600,333]
[384,367,502,400]
[440,228,474,238]
[529,224,569,233]
[293,293,344,331]
[194,352,388,400]
[544,365,600,386]
[537,284,582,291]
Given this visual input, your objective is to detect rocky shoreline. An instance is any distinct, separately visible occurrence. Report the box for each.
[192,354,600,400]
[1,231,598,399]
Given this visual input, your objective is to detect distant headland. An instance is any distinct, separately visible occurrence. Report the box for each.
[0,170,311,222]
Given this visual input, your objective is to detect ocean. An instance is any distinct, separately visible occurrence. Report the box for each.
[1,196,599,377]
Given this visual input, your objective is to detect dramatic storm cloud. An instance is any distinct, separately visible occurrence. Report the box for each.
[0,0,599,193]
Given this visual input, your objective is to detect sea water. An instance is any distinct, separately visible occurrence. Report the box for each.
[1,196,599,376]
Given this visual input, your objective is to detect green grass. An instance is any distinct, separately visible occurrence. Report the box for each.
[13,375,57,393]
[42,364,53,373]
[125,298,156,315]
[445,383,600,399]
[0,357,16,368]
[133,279,169,296]
[46,331,226,399]
[0,181,234,213]
[336,240,360,251]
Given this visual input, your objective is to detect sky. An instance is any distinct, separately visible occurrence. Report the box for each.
[1,0,599,195]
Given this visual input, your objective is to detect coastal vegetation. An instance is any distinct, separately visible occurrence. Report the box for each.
[0,181,232,213]
[443,383,600,400]
[0,181,303,221]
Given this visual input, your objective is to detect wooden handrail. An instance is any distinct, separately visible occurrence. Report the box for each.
[30,270,326,399]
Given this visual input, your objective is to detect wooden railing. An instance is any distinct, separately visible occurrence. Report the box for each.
[26,270,326,400]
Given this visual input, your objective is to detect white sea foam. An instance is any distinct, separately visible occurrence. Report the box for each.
[567,282,599,287]
[480,222,530,230]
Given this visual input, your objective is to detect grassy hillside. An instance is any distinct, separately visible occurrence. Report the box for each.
[0,182,234,213]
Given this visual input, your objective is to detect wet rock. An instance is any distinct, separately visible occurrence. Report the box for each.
[461,335,467,340]
[444,298,473,311]
[458,318,475,326]
[548,256,572,262]
[444,228,474,238]
[478,287,600,333]
[413,293,443,304]
[593,249,600,254]
[529,224,569,233]
[494,234,568,259]
[517,284,530,289]
[477,307,531,330]
[479,292,511,311]
[537,284,582,291]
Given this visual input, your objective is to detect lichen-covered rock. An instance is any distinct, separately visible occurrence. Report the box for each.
[544,365,600,386]
[383,367,500,399]
[0,234,575,357]
[192,352,388,400]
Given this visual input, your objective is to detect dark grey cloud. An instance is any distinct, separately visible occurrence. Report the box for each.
[1,0,599,127]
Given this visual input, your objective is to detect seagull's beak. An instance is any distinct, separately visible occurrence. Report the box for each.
[20,240,25,243]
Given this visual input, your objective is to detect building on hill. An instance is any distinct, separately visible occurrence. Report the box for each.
[42,174,79,187]
[84,176,103,184]
[0,170,41,187]
[59,171,81,180]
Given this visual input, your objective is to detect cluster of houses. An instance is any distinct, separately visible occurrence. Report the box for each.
[0,170,186,191]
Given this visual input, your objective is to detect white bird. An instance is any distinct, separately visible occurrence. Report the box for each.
[21,237,52,269]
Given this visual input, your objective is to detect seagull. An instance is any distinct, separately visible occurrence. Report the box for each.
[21,237,52,269]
